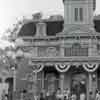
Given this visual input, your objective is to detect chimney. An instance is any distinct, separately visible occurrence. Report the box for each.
[36,22,47,37]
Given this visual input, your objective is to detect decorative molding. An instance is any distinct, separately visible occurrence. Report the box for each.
[28,61,44,73]
[83,63,99,72]
[55,63,71,72]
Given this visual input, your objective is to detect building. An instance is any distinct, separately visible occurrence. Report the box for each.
[6,0,100,100]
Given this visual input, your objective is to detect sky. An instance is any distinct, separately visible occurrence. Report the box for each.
[0,0,99,48]
[0,0,99,33]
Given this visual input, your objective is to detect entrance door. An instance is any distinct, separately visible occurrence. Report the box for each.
[5,78,13,100]
[45,73,59,94]
[71,74,87,100]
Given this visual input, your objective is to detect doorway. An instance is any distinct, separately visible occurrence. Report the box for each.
[71,73,87,100]
[44,66,59,94]
[5,78,13,100]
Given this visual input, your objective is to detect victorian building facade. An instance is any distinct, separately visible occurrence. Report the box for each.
[8,0,100,100]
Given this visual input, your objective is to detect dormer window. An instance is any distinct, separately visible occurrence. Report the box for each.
[36,22,46,37]
[74,8,83,22]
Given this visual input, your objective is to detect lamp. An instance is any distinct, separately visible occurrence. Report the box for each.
[92,74,96,81]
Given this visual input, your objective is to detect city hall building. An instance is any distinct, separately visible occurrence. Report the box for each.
[4,0,100,100]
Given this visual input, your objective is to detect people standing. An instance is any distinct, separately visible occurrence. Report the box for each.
[40,92,45,100]
[56,88,63,100]
[45,90,50,100]
[80,92,86,100]
[63,89,70,100]
[71,93,77,100]
[96,91,100,100]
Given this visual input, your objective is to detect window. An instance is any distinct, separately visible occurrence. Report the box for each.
[80,8,83,21]
[64,43,88,56]
[75,8,78,21]
[74,8,83,21]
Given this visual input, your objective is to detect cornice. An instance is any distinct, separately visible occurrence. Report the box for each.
[16,33,100,41]
[29,56,100,63]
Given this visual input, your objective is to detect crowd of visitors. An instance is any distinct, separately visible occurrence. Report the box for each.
[38,88,100,100]
[2,88,100,100]
[38,88,86,100]
[96,89,100,100]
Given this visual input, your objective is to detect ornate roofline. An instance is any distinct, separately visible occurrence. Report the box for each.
[11,32,100,43]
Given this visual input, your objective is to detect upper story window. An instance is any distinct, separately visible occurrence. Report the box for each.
[74,8,83,22]
[75,8,78,21]
[97,44,100,50]
[64,43,88,56]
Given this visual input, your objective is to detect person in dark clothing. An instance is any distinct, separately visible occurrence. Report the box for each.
[52,92,56,100]
[89,91,94,100]
[40,92,45,100]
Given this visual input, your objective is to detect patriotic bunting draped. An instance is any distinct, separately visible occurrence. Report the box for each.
[83,63,98,72]
[32,64,44,73]
[28,60,99,73]
[29,63,44,73]
[55,64,70,72]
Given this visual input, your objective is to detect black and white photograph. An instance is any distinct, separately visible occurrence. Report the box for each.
[0,0,99,100]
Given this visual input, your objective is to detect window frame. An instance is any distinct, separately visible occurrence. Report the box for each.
[74,7,83,22]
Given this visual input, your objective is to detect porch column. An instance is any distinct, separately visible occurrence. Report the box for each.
[60,73,64,92]
[88,39,93,56]
[89,73,92,92]
[60,43,64,57]
[88,39,97,56]
[42,71,44,89]
[11,67,16,92]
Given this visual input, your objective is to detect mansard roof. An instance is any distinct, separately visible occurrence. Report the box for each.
[18,22,37,36]
[94,16,100,33]
[17,17,100,37]
[18,19,64,37]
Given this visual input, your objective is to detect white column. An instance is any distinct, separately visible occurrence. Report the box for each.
[89,73,92,92]
[11,66,17,92]
[60,43,64,57]
[42,71,44,89]
[88,39,93,56]
[34,72,38,100]
[60,74,64,92]
[13,69,16,92]
[88,39,97,56]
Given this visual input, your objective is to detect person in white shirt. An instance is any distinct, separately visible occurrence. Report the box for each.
[56,88,63,100]
[71,94,77,100]
[96,91,100,100]
[63,88,70,100]
[80,93,86,100]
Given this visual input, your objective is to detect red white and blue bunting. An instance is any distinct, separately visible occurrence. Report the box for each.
[55,63,71,72]
[83,63,99,72]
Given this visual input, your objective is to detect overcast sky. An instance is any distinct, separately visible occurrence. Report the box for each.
[0,0,100,33]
